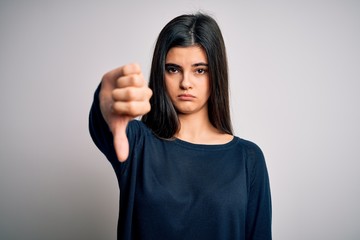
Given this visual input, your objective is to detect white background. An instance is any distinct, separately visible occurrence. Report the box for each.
[1,0,359,239]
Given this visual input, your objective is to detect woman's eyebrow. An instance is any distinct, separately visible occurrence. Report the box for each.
[165,62,208,68]
[165,63,181,68]
[192,62,208,67]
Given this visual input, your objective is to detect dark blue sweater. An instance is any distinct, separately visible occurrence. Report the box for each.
[89,87,272,240]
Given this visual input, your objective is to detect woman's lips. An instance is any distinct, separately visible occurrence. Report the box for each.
[178,94,195,101]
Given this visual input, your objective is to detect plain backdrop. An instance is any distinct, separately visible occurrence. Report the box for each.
[1,0,359,239]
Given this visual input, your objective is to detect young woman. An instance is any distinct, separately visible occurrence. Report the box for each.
[89,13,272,240]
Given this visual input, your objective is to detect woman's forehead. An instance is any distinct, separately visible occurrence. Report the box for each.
[165,46,208,64]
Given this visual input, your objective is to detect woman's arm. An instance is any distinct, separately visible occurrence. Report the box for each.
[245,143,272,240]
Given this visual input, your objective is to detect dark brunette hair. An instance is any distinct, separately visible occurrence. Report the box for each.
[142,13,233,138]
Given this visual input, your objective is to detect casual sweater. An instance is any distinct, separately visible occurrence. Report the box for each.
[89,87,272,240]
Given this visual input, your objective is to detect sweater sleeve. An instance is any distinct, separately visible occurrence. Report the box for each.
[88,84,121,169]
[245,142,272,240]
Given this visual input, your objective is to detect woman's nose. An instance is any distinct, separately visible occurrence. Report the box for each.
[180,72,192,90]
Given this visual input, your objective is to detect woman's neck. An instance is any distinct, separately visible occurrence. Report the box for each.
[175,113,233,144]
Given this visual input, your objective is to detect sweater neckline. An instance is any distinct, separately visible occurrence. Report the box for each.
[173,136,238,151]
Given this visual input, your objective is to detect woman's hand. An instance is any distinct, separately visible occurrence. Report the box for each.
[99,63,152,162]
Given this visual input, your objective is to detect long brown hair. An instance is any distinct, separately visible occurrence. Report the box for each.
[142,13,233,138]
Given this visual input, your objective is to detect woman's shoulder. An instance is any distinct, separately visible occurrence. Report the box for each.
[233,136,266,162]
[126,119,157,144]
[127,119,151,133]
[235,137,263,151]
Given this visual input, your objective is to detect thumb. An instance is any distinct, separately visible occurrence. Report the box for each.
[112,117,130,162]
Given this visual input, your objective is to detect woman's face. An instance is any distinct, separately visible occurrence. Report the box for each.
[164,45,210,116]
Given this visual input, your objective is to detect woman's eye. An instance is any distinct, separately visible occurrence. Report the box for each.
[166,67,179,73]
[196,68,207,74]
